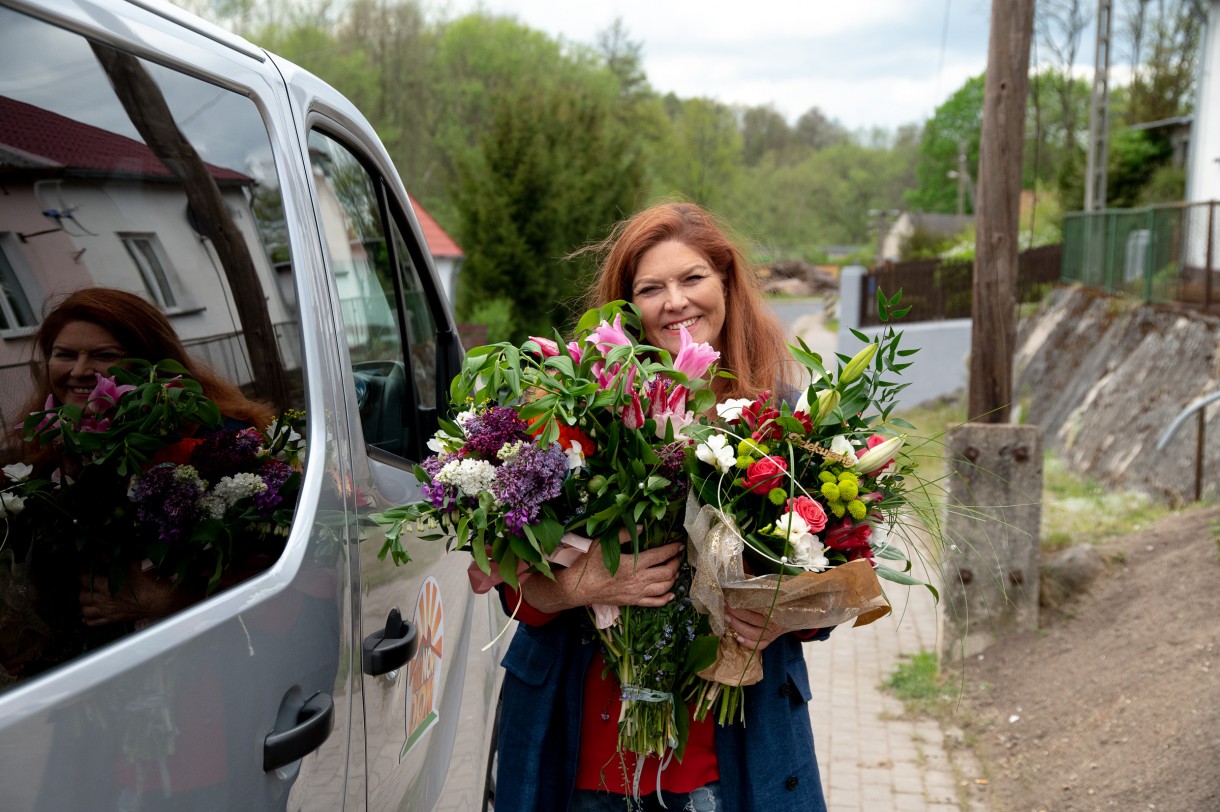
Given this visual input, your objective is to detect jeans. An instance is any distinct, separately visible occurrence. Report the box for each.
[569,781,721,812]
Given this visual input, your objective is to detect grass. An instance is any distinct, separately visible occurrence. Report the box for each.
[883,651,959,717]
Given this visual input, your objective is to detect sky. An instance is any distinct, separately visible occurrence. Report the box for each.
[429,0,1005,133]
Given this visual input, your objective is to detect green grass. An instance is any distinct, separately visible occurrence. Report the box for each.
[882,651,960,716]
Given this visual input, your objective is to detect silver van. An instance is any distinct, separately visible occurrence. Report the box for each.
[0,1,505,808]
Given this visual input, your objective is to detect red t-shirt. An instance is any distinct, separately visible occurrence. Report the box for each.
[503,586,719,795]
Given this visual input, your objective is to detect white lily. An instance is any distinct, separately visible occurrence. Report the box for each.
[829,434,859,467]
[696,433,736,472]
[853,435,905,474]
[2,462,32,482]
[714,398,754,422]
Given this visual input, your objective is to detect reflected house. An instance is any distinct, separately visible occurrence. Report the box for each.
[0,95,297,426]
[409,195,463,308]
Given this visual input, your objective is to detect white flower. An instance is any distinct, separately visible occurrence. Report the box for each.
[0,492,25,518]
[714,398,754,422]
[563,439,587,471]
[829,435,859,467]
[198,472,266,519]
[792,373,824,414]
[696,433,736,472]
[771,511,829,570]
[2,463,32,482]
[436,458,498,499]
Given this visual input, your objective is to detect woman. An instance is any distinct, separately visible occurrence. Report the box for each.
[11,287,276,631]
[494,203,829,811]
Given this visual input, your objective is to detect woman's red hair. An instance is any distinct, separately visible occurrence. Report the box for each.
[582,202,794,400]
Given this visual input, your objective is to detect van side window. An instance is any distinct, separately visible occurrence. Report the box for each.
[0,5,307,686]
[308,130,438,459]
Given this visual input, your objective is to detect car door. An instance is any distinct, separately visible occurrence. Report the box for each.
[299,113,505,810]
[0,3,360,810]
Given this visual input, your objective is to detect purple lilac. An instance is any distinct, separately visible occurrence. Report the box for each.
[657,441,689,498]
[191,428,261,483]
[491,443,567,534]
[255,460,294,515]
[132,463,203,543]
[462,407,529,459]
[420,453,458,512]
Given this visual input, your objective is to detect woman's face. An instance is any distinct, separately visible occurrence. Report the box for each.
[48,320,126,408]
[632,240,727,355]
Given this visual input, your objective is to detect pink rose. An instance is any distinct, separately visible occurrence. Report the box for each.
[786,495,828,533]
[740,455,788,494]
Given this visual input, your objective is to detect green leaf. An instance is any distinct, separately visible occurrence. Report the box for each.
[875,565,925,586]
[683,634,720,673]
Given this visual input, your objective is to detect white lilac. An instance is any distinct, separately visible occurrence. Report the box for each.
[198,472,268,519]
[435,458,499,500]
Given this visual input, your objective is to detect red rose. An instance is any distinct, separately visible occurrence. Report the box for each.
[741,455,788,494]
[148,437,203,468]
[786,495,828,533]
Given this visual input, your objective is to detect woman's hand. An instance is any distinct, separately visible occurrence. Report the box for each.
[78,566,195,627]
[724,606,790,652]
[520,527,683,614]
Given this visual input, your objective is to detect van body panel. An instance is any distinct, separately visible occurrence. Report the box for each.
[0,1,505,809]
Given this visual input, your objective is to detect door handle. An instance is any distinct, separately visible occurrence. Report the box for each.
[362,607,418,676]
[263,689,335,772]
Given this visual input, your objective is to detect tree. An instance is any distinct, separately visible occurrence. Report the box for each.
[739,104,792,166]
[793,106,848,151]
[652,97,742,209]
[451,68,645,339]
[906,74,986,213]
[1121,0,1204,125]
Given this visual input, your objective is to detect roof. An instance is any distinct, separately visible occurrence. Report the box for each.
[408,194,463,257]
[0,95,251,183]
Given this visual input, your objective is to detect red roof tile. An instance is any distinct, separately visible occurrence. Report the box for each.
[409,194,463,257]
[0,95,250,183]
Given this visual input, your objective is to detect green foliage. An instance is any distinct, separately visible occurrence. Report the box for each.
[464,296,515,345]
[906,74,985,214]
[1106,128,1174,209]
[883,651,956,716]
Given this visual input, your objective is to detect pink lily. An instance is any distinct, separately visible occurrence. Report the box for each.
[529,336,560,357]
[587,313,632,354]
[86,373,136,415]
[672,326,719,381]
[622,390,645,430]
[566,340,583,363]
[647,378,694,439]
[33,394,59,434]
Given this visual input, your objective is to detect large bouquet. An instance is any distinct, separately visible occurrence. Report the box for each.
[372,303,722,765]
[1,359,304,596]
[684,290,933,722]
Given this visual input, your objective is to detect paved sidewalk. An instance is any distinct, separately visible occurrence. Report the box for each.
[807,584,987,811]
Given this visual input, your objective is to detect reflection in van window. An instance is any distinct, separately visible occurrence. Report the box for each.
[0,6,307,687]
[308,130,441,458]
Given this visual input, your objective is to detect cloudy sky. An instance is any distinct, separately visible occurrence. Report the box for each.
[431,0,1014,132]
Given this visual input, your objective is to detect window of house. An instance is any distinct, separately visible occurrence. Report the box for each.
[0,235,37,333]
[119,233,183,310]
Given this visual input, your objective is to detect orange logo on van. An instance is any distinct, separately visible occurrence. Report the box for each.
[401,576,443,758]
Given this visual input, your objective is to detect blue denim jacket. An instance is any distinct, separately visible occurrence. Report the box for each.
[494,608,830,811]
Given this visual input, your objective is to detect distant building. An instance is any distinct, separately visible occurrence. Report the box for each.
[408,196,464,308]
[880,212,973,262]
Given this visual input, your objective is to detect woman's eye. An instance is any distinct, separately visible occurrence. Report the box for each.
[635,287,657,297]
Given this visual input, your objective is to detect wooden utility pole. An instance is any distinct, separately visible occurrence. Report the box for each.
[969,0,1035,423]
[1084,0,1113,212]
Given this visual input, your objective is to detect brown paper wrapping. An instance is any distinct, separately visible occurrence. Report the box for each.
[684,493,891,687]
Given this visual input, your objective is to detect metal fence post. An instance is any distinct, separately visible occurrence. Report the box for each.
[1145,206,1155,303]
[1197,408,1206,502]
[1206,201,1215,313]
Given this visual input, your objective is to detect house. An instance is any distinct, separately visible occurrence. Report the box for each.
[408,196,464,308]
[879,212,973,262]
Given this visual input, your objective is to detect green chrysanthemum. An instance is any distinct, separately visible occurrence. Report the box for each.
[847,499,867,520]
[767,487,788,506]
[736,455,755,469]
[820,482,840,501]
[838,479,859,501]
[829,500,847,518]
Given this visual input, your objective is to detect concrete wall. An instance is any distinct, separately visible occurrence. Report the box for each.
[838,264,971,409]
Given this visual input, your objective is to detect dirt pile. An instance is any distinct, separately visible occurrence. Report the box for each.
[957,506,1220,812]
